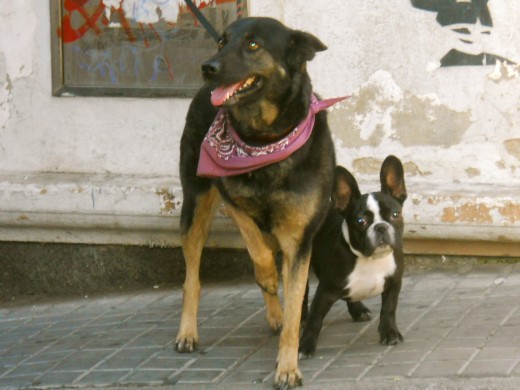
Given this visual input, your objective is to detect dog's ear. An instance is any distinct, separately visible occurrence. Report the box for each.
[380,155,407,205]
[288,30,327,65]
[333,166,361,212]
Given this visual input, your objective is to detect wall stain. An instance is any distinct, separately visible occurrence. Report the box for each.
[488,62,520,82]
[495,160,506,169]
[498,202,520,224]
[442,203,493,224]
[504,138,520,161]
[156,188,178,215]
[352,157,384,174]
[392,95,471,147]
[330,71,472,149]
[403,161,431,176]
[465,167,481,178]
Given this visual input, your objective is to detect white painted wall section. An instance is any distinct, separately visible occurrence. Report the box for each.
[0,1,518,254]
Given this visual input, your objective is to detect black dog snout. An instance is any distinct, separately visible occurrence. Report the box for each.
[374,223,388,234]
[202,60,222,76]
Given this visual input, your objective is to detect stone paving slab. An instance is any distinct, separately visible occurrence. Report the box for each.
[1,265,520,389]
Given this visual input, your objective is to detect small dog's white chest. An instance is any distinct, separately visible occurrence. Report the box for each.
[345,253,396,302]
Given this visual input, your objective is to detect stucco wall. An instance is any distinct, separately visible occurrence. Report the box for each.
[0,1,519,255]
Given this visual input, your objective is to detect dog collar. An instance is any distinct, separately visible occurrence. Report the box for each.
[196,95,348,178]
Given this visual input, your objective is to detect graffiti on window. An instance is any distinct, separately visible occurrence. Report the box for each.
[411,0,516,67]
[51,0,247,97]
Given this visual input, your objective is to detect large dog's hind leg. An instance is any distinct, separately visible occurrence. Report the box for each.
[176,186,220,353]
[225,206,283,333]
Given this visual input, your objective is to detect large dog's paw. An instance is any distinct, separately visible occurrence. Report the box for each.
[264,294,283,334]
[266,311,283,334]
[298,334,317,359]
[175,334,199,353]
[274,367,303,389]
[379,327,404,346]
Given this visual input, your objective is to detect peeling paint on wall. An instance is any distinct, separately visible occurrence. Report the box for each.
[352,157,384,175]
[504,138,520,161]
[329,70,472,149]
[488,61,520,82]
[403,161,431,177]
[465,167,481,178]
[392,95,471,147]
[498,202,520,224]
[156,188,179,216]
[329,71,399,149]
[442,202,493,224]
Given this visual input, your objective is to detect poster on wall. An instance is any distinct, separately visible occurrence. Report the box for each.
[50,0,248,97]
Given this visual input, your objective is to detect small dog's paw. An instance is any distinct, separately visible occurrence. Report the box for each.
[274,368,303,389]
[298,336,317,359]
[347,301,372,322]
[175,336,198,353]
[379,329,404,346]
[352,310,372,322]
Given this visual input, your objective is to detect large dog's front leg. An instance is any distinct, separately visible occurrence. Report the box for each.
[176,187,220,353]
[274,240,311,389]
[225,205,283,333]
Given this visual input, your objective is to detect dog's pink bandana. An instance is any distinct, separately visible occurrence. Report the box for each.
[197,95,348,177]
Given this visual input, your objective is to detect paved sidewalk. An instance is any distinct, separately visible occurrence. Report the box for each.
[1,264,520,389]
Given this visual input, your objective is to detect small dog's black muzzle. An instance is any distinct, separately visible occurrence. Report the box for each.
[374,223,388,234]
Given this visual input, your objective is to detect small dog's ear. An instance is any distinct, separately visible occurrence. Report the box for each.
[333,166,361,211]
[380,155,407,205]
[289,30,327,64]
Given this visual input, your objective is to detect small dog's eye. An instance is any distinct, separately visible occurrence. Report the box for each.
[391,211,400,219]
[248,40,260,51]
[218,38,226,49]
[357,217,367,227]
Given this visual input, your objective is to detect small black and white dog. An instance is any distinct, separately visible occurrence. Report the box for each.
[299,155,407,358]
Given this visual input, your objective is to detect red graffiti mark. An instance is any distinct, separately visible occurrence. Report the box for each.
[117,7,137,42]
[163,55,175,81]
[148,24,162,43]
[58,0,107,43]
[138,23,149,48]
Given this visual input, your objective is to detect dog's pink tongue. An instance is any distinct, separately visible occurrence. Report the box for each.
[211,82,241,107]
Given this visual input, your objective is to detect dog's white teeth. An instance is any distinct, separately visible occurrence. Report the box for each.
[238,77,256,91]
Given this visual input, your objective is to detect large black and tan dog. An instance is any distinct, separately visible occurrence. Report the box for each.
[176,17,342,388]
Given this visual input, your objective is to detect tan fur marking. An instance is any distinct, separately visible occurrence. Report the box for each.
[271,190,320,387]
[272,190,321,238]
[260,100,279,126]
[176,187,220,350]
[275,248,311,387]
[226,205,283,332]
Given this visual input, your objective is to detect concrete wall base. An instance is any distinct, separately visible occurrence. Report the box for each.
[1,173,518,257]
